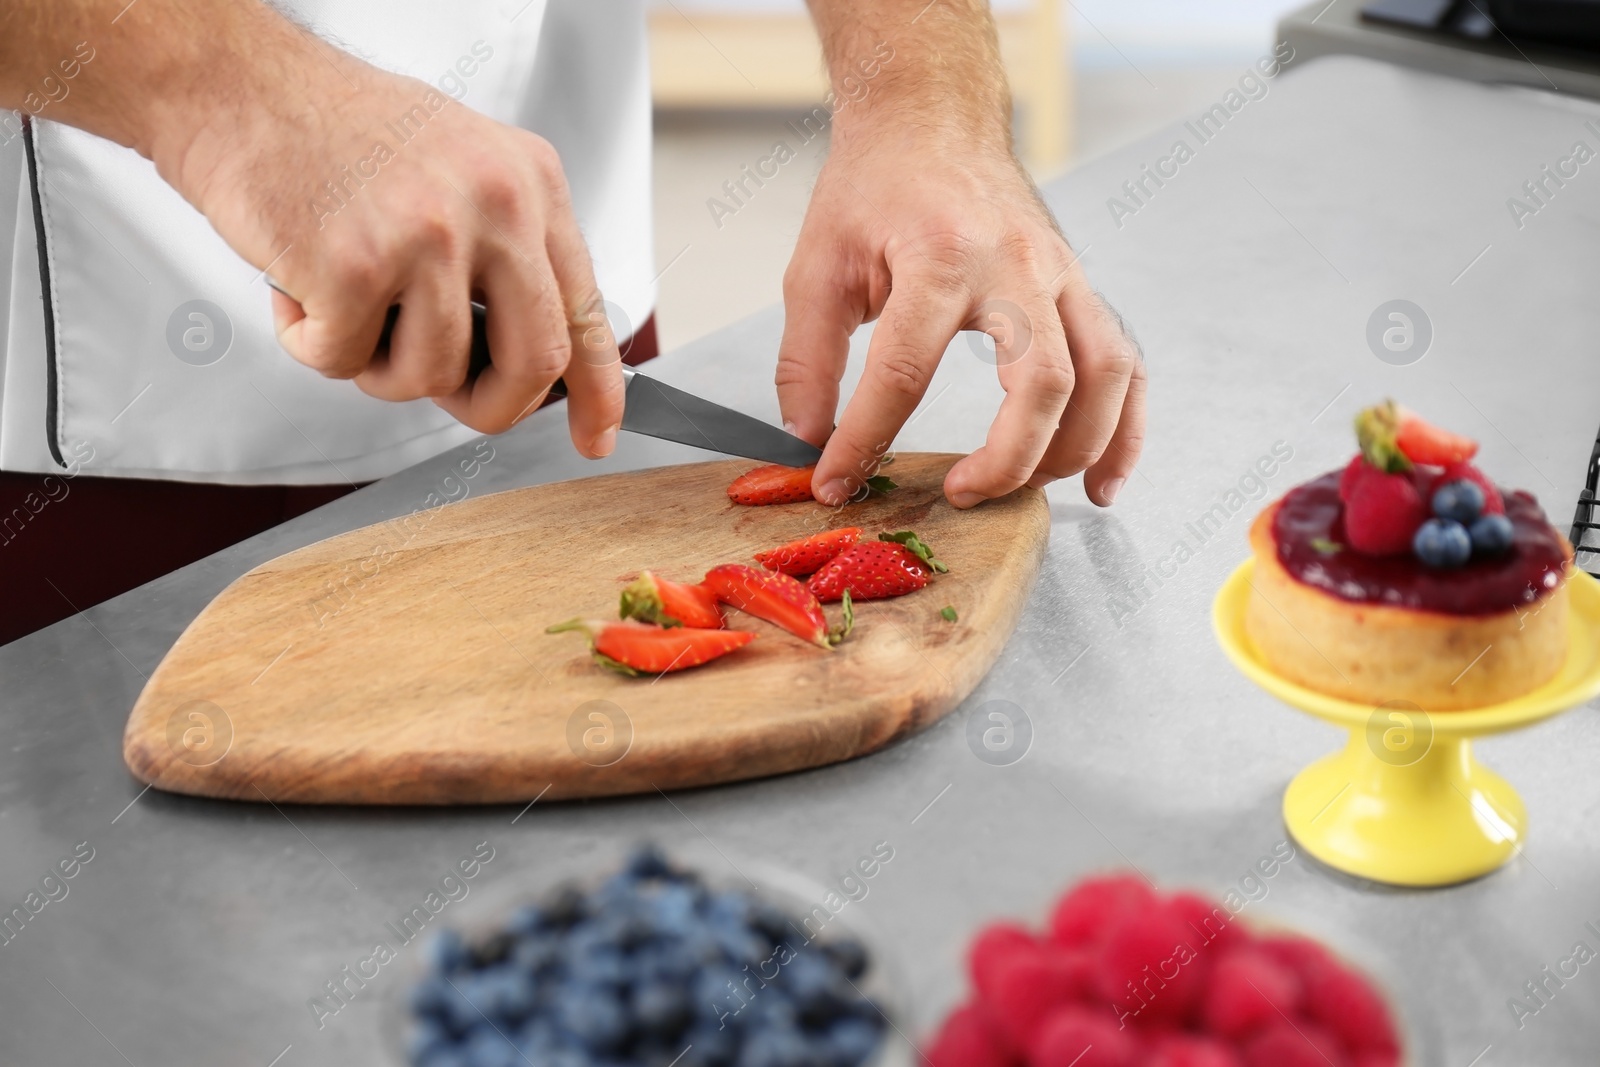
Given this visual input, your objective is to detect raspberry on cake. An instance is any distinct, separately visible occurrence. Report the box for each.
[1245,400,1572,711]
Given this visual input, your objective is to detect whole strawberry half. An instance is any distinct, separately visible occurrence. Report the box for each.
[702,563,850,648]
[1342,465,1426,556]
[1355,399,1478,469]
[1395,407,1477,466]
[727,464,816,506]
[754,527,862,576]
[619,570,723,629]
[808,530,947,602]
[727,463,896,506]
[546,618,754,674]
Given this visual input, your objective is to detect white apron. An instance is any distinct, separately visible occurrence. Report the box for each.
[0,0,652,484]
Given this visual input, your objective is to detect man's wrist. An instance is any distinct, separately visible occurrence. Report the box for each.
[126,3,318,182]
[809,1,1012,158]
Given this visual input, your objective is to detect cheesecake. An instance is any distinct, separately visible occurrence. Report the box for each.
[1246,401,1572,711]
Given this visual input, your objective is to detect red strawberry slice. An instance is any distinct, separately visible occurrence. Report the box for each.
[545,618,754,674]
[1201,947,1302,1039]
[1047,873,1158,949]
[703,564,848,648]
[968,922,1039,1002]
[1440,460,1505,515]
[1355,399,1478,469]
[808,531,947,602]
[1026,1007,1140,1067]
[809,542,929,601]
[754,527,862,576]
[1342,467,1427,556]
[727,464,816,506]
[619,571,723,629]
[1145,1034,1245,1067]
[1395,407,1477,466]
[924,1002,1015,1067]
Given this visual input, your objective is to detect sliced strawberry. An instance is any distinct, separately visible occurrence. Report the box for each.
[1440,460,1505,515]
[754,527,862,576]
[703,564,846,648]
[727,464,816,506]
[809,542,929,601]
[807,531,946,602]
[545,618,754,674]
[1395,407,1477,466]
[1355,399,1478,469]
[619,571,723,629]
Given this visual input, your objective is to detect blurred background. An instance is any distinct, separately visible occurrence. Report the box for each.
[648,0,1294,349]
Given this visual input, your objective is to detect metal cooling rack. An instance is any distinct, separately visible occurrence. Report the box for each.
[1573,424,1600,579]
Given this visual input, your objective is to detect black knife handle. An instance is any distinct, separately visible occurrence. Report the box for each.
[376,301,568,398]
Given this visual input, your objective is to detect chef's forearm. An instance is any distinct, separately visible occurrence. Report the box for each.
[0,0,302,170]
[804,0,1012,154]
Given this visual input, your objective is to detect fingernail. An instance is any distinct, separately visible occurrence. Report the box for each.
[591,425,619,457]
[818,479,849,505]
[1100,478,1125,505]
[783,421,798,437]
[949,491,983,509]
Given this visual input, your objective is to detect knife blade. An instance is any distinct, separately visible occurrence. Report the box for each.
[266,281,823,467]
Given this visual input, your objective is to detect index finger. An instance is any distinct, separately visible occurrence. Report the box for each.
[815,269,968,505]
[544,192,626,458]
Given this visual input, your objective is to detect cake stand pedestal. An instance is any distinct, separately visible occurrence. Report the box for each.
[1213,564,1600,887]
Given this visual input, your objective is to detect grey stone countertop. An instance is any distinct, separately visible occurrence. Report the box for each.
[2,55,1599,1067]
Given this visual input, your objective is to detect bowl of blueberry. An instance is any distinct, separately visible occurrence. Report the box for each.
[389,844,906,1067]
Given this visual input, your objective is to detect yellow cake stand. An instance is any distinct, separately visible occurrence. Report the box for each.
[1214,563,1600,887]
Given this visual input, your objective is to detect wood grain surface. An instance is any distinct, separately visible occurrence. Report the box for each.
[122,453,1049,804]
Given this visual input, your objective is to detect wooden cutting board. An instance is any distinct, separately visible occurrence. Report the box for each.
[123,453,1048,804]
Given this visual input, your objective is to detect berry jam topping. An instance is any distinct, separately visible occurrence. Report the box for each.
[1275,471,1568,615]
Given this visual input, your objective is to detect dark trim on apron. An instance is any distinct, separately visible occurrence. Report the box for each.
[20,115,65,470]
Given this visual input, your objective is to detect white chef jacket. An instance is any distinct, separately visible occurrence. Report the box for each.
[0,0,653,484]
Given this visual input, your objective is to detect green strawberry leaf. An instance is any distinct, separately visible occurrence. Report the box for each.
[865,474,898,495]
[828,589,855,647]
[879,530,949,573]
[940,605,958,622]
[1354,399,1412,473]
[591,651,644,677]
[618,578,681,627]
[1310,537,1343,554]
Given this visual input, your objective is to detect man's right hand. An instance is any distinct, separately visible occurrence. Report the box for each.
[1,1,625,456]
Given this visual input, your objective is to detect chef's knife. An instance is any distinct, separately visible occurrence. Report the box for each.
[265,282,823,467]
